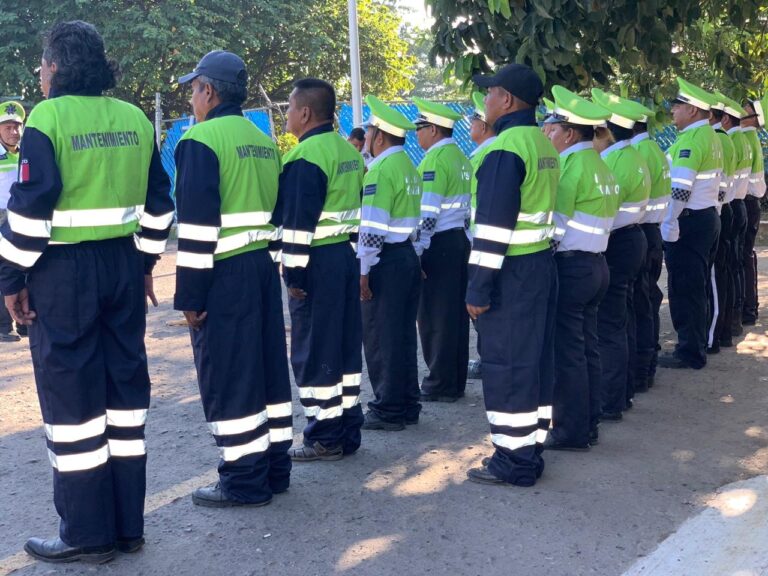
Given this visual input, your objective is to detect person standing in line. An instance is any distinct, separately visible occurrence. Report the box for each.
[174,51,293,506]
[658,78,723,370]
[629,101,670,387]
[279,78,365,461]
[358,95,422,431]
[591,89,650,419]
[466,90,496,381]
[545,86,617,450]
[1,21,174,562]
[412,98,472,403]
[741,96,767,325]
[464,64,559,487]
[0,101,25,341]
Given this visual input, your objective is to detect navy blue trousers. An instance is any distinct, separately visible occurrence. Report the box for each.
[363,242,421,423]
[743,195,761,323]
[192,248,293,504]
[642,224,664,377]
[478,250,557,486]
[630,224,658,393]
[418,229,471,398]
[665,207,721,368]
[27,237,149,547]
[288,241,363,453]
[551,252,608,446]
[708,203,733,348]
[730,199,747,326]
[598,225,646,414]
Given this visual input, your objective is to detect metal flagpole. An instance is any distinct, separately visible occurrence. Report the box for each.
[348,0,363,127]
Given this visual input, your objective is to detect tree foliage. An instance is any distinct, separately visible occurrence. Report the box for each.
[425,0,767,101]
[0,0,414,117]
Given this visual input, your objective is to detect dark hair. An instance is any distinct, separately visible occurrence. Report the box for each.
[43,21,119,96]
[711,109,724,121]
[563,123,594,141]
[607,122,633,142]
[197,75,247,106]
[632,121,648,135]
[349,127,366,141]
[435,125,453,138]
[370,127,405,148]
[725,113,741,126]
[292,78,336,122]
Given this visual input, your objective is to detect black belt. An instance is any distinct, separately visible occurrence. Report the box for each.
[556,250,603,258]
[680,206,716,219]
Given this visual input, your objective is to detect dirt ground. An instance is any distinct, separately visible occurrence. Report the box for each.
[1,246,768,576]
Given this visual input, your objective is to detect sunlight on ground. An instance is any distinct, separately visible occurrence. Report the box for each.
[707,488,758,518]
[335,535,401,572]
[735,331,768,358]
[741,447,768,475]
[671,449,696,463]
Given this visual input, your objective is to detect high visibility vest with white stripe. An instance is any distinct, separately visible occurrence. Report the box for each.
[26,96,155,244]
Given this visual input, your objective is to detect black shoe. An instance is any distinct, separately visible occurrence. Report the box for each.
[405,416,419,425]
[192,483,271,508]
[657,354,695,369]
[115,537,144,553]
[647,375,655,389]
[419,392,462,403]
[0,331,20,342]
[467,360,482,379]
[467,465,508,485]
[634,379,649,393]
[601,411,623,422]
[732,320,743,337]
[719,338,734,348]
[625,398,634,410]
[707,345,720,354]
[15,324,28,337]
[288,442,343,462]
[589,430,599,445]
[742,316,757,326]
[24,537,115,564]
[543,435,590,452]
[361,411,405,431]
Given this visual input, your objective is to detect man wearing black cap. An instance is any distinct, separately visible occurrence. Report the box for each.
[174,50,293,507]
[465,64,560,487]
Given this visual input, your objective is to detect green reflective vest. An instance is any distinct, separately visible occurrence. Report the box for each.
[281,131,363,246]
[601,142,651,229]
[27,96,154,243]
[469,137,496,230]
[632,134,670,224]
[180,115,281,260]
[0,149,17,208]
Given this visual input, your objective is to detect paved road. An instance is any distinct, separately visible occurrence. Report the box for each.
[1,247,767,576]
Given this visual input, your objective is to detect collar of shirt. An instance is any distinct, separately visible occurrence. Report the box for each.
[368,145,404,169]
[560,141,593,159]
[299,122,334,143]
[469,136,496,158]
[630,132,649,146]
[47,87,102,99]
[426,137,455,154]
[600,139,630,159]
[682,119,709,133]
[742,126,757,132]
[205,102,244,121]
[726,126,740,135]
[493,108,537,134]
[712,122,722,131]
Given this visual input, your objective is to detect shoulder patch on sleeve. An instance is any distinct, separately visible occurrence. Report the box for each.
[363,184,377,196]
[423,171,436,182]
[679,149,691,159]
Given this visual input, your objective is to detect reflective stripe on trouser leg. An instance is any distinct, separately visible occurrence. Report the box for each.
[743,195,760,320]
[191,249,291,503]
[28,237,147,547]
[478,250,557,486]
[288,242,362,451]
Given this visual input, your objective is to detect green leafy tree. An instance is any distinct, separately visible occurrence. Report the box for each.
[425,0,766,101]
[0,0,414,117]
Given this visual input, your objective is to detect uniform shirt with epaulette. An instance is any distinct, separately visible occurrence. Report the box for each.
[662,119,723,242]
[0,146,17,210]
[357,146,421,275]
[742,126,766,198]
[0,94,174,296]
[631,132,671,224]
[278,123,363,288]
[413,138,472,255]
[600,140,651,230]
[173,102,282,312]
[553,141,619,253]
[729,127,752,201]
[714,124,736,205]
[466,108,560,307]
[469,136,496,232]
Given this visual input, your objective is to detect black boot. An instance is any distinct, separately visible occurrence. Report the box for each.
[24,537,115,564]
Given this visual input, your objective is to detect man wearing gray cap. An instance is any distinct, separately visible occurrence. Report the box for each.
[465,63,560,487]
[174,50,293,508]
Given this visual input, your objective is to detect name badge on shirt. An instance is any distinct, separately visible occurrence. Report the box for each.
[363,184,377,196]
[423,171,436,182]
[679,149,691,159]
